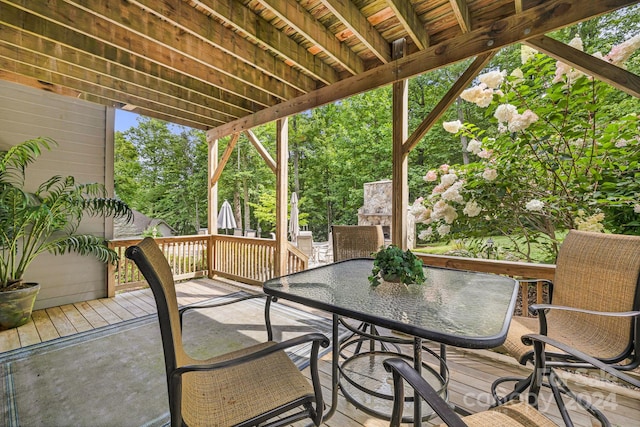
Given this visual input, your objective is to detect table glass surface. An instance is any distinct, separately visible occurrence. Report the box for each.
[264,259,518,348]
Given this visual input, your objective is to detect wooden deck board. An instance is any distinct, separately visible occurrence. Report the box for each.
[59,304,94,333]
[0,278,637,427]
[73,300,110,329]
[30,309,60,342]
[15,320,41,348]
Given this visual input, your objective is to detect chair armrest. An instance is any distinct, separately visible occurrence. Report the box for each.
[171,332,330,378]
[383,358,467,427]
[529,304,640,318]
[528,304,639,336]
[522,333,640,389]
[179,292,270,320]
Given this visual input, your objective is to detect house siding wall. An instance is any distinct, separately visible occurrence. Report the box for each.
[0,80,114,309]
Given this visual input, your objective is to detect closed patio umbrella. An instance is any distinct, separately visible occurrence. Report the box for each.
[288,192,300,244]
[217,200,237,233]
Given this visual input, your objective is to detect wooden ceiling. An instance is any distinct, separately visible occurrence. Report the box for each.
[0,0,637,139]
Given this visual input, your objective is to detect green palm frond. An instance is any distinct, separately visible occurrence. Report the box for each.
[48,235,120,265]
[0,137,56,186]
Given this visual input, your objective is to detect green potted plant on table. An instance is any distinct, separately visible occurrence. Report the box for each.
[368,245,426,287]
[0,137,132,330]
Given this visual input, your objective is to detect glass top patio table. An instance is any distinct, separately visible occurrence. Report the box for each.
[263,258,519,349]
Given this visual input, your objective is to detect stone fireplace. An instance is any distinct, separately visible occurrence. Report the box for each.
[357,179,415,248]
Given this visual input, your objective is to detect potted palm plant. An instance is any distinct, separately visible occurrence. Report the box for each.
[0,137,132,330]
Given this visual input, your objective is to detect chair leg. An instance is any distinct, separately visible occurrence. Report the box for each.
[490,374,533,407]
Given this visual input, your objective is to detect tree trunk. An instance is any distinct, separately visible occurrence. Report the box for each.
[457,98,469,165]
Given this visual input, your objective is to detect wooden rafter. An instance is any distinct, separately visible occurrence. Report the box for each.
[320,0,391,64]
[210,133,240,186]
[526,35,640,98]
[385,0,429,50]
[449,0,471,33]
[192,0,338,86]
[130,0,317,95]
[255,0,364,75]
[245,130,278,173]
[65,0,293,103]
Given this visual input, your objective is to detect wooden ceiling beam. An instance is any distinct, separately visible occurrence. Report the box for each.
[208,0,636,139]
[0,24,241,124]
[255,0,364,75]
[65,0,296,102]
[449,0,471,33]
[192,0,338,86]
[385,0,429,50]
[130,0,317,94]
[0,4,258,115]
[0,49,221,129]
[525,35,640,98]
[245,130,277,173]
[320,0,391,64]
[0,1,277,108]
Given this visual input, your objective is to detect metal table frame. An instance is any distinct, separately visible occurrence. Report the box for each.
[263,258,519,425]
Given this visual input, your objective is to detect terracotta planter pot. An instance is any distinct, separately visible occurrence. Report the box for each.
[0,283,40,330]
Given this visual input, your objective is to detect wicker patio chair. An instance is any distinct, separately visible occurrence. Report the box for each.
[126,237,329,427]
[384,329,640,427]
[492,230,640,425]
[331,225,384,261]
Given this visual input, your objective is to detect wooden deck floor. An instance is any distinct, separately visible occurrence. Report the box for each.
[1,278,638,426]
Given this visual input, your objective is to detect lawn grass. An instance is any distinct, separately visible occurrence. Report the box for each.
[413,232,568,264]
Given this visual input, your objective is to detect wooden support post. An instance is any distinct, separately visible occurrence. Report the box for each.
[207,134,218,278]
[275,118,289,276]
[392,39,408,250]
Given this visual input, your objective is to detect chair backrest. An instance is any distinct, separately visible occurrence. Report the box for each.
[552,230,640,361]
[297,234,314,258]
[125,238,188,379]
[331,225,384,262]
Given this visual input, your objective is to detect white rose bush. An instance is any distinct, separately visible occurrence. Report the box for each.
[413,37,640,261]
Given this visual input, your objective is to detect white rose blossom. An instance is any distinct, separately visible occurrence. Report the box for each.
[478,70,506,89]
[443,120,463,134]
[482,168,497,181]
[440,173,458,188]
[441,181,464,204]
[508,110,539,132]
[494,104,518,123]
[605,34,640,67]
[460,83,494,108]
[463,200,482,217]
[466,139,482,155]
[424,170,438,181]
[525,199,545,212]
[521,45,538,64]
[436,224,451,237]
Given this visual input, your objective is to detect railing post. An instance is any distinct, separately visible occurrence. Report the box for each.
[106,240,116,297]
[208,234,215,279]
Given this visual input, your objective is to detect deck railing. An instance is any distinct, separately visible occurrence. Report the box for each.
[107,235,308,294]
[108,236,555,317]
